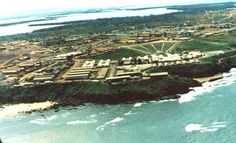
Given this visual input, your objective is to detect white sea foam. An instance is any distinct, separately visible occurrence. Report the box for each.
[105,117,124,125]
[67,119,97,125]
[133,103,144,107]
[179,68,236,103]
[30,115,58,125]
[211,125,226,128]
[185,122,226,133]
[60,112,71,117]
[185,124,207,132]
[124,111,134,116]
[200,128,218,133]
[212,121,226,125]
[96,117,124,131]
[88,114,97,118]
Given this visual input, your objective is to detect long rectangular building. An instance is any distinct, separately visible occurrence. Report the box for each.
[1,68,22,75]
[96,68,109,79]
[116,71,141,77]
[64,74,90,80]
[33,75,54,82]
[67,71,91,75]
[150,72,168,77]
[106,75,131,82]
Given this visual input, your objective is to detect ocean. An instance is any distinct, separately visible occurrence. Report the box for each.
[0,68,236,143]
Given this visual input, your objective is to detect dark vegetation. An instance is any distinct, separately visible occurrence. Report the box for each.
[165,63,230,78]
[168,2,236,11]
[0,76,200,105]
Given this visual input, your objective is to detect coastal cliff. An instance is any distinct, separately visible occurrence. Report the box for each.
[0,76,200,106]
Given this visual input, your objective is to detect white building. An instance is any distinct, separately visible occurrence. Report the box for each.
[82,60,96,68]
[97,59,111,67]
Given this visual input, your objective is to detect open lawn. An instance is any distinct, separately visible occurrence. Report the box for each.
[85,48,146,60]
[174,32,236,53]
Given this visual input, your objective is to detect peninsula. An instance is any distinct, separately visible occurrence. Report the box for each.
[0,2,236,108]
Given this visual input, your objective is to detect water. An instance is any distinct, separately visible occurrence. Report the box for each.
[0,68,236,143]
[0,7,178,36]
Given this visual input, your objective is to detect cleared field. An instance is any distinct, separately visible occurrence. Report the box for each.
[174,33,236,53]
[131,42,176,54]
[86,41,179,60]
[85,48,146,60]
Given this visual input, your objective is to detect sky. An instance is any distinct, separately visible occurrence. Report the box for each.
[0,0,235,18]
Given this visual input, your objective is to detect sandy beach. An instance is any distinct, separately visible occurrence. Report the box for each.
[193,73,223,83]
[0,101,57,118]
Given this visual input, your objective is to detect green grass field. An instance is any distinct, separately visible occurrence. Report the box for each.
[85,48,146,60]
[174,33,236,53]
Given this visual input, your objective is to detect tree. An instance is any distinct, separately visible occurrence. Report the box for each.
[0,138,3,143]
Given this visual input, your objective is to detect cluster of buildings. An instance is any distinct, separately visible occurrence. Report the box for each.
[106,69,168,83]
[0,60,45,84]
[32,63,66,83]
[0,37,203,87]
[120,51,202,65]
[64,59,111,81]
[64,66,94,80]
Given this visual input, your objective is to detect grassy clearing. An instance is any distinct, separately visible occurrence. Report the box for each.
[85,48,146,60]
[174,39,231,53]
[174,32,236,53]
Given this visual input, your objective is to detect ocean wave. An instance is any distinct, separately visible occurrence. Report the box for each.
[67,119,97,125]
[150,99,177,104]
[212,121,226,125]
[124,111,134,116]
[105,117,124,125]
[88,114,97,118]
[60,112,71,117]
[185,122,226,133]
[29,115,58,125]
[133,103,144,107]
[96,117,124,131]
[179,68,236,103]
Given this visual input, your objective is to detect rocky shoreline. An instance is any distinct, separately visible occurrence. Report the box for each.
[0,75,200,107]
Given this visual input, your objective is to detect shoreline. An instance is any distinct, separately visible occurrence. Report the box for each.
[0,69,233,117]
[0,73,223,118]
[0,101,57,118]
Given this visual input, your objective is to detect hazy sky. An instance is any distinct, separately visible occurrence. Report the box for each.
[0,0,235,18]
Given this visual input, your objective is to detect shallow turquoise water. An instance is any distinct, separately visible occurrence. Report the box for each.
[1,69,236,143]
